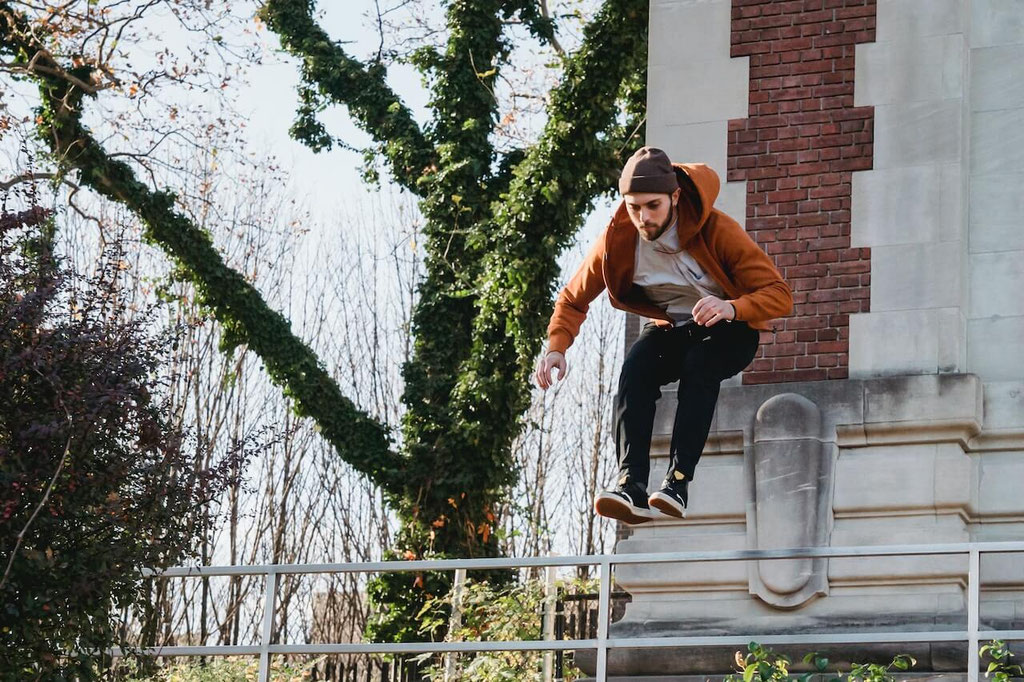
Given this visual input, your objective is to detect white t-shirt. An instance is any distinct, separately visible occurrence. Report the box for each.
[633,221,725,324]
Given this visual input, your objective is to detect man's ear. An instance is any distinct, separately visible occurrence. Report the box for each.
[671,187,682,207]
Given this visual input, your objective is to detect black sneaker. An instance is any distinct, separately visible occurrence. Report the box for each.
[649,472,688,519]
[594,477,655,525]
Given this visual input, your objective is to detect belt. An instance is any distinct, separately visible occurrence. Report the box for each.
[673,320,714,340]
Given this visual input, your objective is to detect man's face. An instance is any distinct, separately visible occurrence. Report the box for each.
[624,189,680,241]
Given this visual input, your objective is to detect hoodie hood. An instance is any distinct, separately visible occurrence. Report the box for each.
[672,162,720,243]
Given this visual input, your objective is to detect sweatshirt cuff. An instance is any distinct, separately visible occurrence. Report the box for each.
[548,330,572,355]
[729,298,748,322]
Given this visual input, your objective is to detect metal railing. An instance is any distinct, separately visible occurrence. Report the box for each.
[112,541,1024,682]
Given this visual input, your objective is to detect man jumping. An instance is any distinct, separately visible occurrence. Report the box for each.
[534,147,793,524]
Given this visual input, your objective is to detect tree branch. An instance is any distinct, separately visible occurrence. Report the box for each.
[0,1,405,495]
[258,0,436,196]
[449,0,650,493]
[1,171,68,191]
[537,0,566,58]
[1,43,104,93]
[504,0,565,58]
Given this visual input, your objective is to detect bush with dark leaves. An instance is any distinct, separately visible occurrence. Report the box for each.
[0,206,243,680]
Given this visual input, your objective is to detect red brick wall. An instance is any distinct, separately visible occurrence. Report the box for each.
[728,0,876,384]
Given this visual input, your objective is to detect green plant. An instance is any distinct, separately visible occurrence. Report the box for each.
[726,643,916,682]
[0,208,246,678]
[981,640,1023,682]
[727,642,796,682]
[801,652,835,682]
[846,655,916,682]
[415,576,595,681]
[120,657,316,682]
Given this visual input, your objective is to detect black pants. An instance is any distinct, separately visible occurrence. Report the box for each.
[614,319,759,487]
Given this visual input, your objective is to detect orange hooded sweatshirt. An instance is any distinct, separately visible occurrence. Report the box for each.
[547,163,793,355]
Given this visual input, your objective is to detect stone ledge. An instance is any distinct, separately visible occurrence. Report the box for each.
[652,374,984,449]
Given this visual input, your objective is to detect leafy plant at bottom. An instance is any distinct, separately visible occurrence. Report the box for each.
[728,642,795,682]
[846,654,916,682]
[981,640,1024,682]
[119,656,316,682]
[726,643,917,682]
[0,208,248,680]
[415,576,597,682]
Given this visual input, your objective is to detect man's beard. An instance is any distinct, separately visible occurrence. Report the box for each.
[638,207,676,242]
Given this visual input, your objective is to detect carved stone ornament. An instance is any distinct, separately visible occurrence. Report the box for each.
[747,393,834,609]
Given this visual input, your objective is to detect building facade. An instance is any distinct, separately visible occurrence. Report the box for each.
[593,0,1024,678]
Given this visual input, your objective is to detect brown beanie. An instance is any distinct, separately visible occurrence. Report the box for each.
[618,146,679,195]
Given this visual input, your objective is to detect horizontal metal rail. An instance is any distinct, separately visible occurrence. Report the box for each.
[145,540,1024,577]
[114,542,1024,682]
[113,630,1024,656]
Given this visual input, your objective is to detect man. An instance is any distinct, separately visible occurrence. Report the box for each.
[534,147,792,524]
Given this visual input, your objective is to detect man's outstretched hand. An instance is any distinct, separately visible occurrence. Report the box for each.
[692,296,736,327]
[534,351,567,390]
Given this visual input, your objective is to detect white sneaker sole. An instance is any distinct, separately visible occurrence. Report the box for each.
[594,493,655,525]
[648,492,687,519]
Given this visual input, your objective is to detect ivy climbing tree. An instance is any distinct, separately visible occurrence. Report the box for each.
[0,0,647,640]
[260,0,648,638]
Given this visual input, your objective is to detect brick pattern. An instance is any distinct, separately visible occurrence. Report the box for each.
[728,0,876,385]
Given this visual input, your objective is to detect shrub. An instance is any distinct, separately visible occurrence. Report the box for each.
[121,657,315,682]
[415,575,594,681]
[0,207,243,679]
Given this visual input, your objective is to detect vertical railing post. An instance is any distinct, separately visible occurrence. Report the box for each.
[542,565,558,682]
[258,569,279,682]
[595,559,612,682]
[968,548,980,682]
[444,568,468,682]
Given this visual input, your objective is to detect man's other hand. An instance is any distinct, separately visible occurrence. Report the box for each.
[692,296,736,327]
[535,351,567,390]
